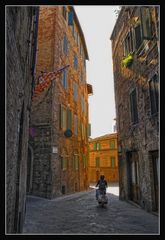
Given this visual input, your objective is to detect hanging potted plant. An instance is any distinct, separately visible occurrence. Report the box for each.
[121,52,134,68]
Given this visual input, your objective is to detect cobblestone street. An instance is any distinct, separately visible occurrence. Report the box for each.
[23,184,159,234]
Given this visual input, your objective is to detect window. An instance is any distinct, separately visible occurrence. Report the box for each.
[62,69,68,90]
[81,71,83,82]
[62,6,67,20]
[67,108,72,129]
[94,143,97,150]
[149,74,159,115]
[96,157,100,167]
[111,157,115,168]
[61,157,67,170]
[81,95,86,113]
[74,155,79,170]
[72,23,75,38]
[74,82,78,101]
[83,155,87,168]
[74,54,78,69]
[63,34,68,55]
[60,105,67,130]
[123,30,134,56]
[140,7,152,40]
[94,142,100,150]
[68,11,73,25]
[80,122,85,140]
[130,89,138,124]
[134,24,143,50]
[74,114,78,135]
[96,143,101,150]
[88,123,91,137]
[110,140,115,149]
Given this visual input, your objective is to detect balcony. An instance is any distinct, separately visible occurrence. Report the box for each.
[87,83,93,95]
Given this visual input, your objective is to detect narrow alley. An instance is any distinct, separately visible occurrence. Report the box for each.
[23,184,158,234]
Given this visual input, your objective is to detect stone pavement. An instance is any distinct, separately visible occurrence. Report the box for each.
[23,184,159,235]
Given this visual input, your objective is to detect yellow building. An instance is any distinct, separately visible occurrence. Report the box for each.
[88,133,119,183]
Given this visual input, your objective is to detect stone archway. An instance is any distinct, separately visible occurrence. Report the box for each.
[26,144,34,194]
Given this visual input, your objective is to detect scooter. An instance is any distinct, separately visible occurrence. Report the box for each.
[96,188,108,207]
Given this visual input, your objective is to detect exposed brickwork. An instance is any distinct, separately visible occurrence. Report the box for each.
[6,7,39,233]
[111,6,159,212]
[30,6,91,198]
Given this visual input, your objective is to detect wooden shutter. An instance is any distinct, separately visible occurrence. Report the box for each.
[94,143,97,150]
[134,24,142,50]
[88,123,91,137]
[60,104,63,129]
[140,7,152,40]
[67,108,72,129]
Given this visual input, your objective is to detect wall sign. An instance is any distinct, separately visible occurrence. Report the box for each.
[52,146,58,153]
[64,129,72,138]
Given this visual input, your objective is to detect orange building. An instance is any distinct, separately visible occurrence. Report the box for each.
[29,6,93,198]
[88,133,119,183]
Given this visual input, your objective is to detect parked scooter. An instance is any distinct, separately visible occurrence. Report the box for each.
[96,188,108,207]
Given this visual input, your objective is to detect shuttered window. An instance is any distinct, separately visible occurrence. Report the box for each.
[74,82,78,101]
[60,105,67,130]
[83,155,87,168]
[67,108,72,129]
[134,24,143,50]
[68,11,73,25]
[123,30,134,56]
[94,143,97,150]
[130,89,138,124]
[62,69,68,90]
[74,114,78,135]
[110,140,115,149]
[149,74,159,115]
[97,143,100,150]
[88,123,91,137]
[62,6,67,20]
[61,157,67,170]
[80,122,85,140]
[140,7,152,40]
[63,34,68,55]
[74,54,78,69]
[74,155,79,170]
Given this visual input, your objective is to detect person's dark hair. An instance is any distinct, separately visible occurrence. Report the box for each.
[100,175,105,180]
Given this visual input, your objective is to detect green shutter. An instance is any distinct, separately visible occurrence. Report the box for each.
[88,123,91,137]
[60,105,63,129]
[67,108,72,129]
[94,143,97,150]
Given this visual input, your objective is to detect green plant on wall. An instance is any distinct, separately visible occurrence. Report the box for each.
[121,52,134,68]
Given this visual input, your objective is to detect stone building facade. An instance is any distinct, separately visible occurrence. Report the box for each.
[110,6,159,212]
[6,7,39,233]
[29,6,93,198]
[88,133,119,183]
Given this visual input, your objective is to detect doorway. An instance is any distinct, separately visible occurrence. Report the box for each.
[26,145,33,194]
[127,151,140,204]
[150,150,159,211]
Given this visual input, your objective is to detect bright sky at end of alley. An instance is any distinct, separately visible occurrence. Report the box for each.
[74,6,120,138]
